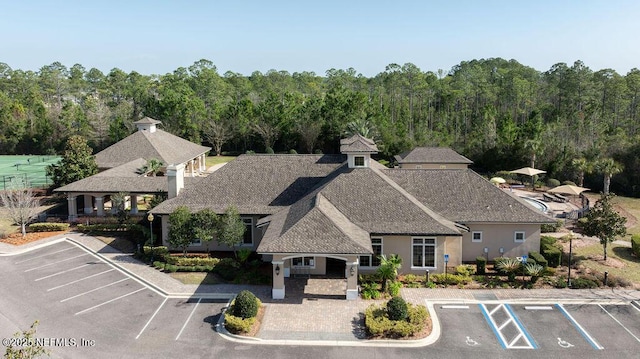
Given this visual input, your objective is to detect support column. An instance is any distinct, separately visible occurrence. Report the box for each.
[190,159,195,177]
[67,195,77,222]
[346,259,359,300]
[95,196,105,216]
[83,194,93,214]
[200,154,206,172]
[272,259,285,299]
[130,195,138,214]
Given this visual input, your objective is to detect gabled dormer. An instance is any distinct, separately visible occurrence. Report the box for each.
[134,116,161,133]
[340,134,379,168]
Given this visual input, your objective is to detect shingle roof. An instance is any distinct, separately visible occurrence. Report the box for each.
[339,134,379,153]
[151,154,345,215]
[382,169,554,223]
[394,147,473,164]
[133,117,161,125]
[53,158,201,194]
[94,129,210,169]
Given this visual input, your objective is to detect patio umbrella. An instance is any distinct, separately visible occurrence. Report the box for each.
[490,177,506,184]
[548,185,589,196]
[510,167,546,188]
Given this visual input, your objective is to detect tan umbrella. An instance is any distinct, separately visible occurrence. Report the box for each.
[510,167,546,176]
[490,177,506,184]
[548,185,589,196]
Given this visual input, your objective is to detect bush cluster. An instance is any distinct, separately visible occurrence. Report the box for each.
[388,281,402,297]
[364,301,428,338]
[475,256,486,274]
[540,236,562,267]
[528,251,548,268]
[455,264,474,276]
[28,222,70,232]
[632,234,640,257]
[386,297,408,320]
[164,256,220,267]
[360,282,381,299]
[224,314,255,334]
[232,290,260,319]
[541,220,564,233]
[430,273,471,285]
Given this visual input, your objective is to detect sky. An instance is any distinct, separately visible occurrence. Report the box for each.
[2,0,639,77]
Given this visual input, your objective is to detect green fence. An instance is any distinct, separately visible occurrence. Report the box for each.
[0,155,60,190]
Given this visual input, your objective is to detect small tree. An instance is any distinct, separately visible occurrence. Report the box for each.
[4,320,49,359]
[202,119,232,156]
[46,135,98,188]
[579,193,627,261]
[571,157,593,188]
[0,187,41,237]
[168,206,193,256]
[377,254,402,293]
[110,192,130,224]
[217,205,245,257]
[192,209,218,252]
[595,158,623,195]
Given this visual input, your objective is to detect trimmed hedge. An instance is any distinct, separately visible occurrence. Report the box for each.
[387,297,408,321]
[164,256,220,267]
[632,234,640,257]
[28,222,70,232]
[540,236,562,268]
[528,251,548,268]
[224,314,255,334]
[232,290,260,319]
[475,256,486,275]
[77,223,151,241]
[431,273,471,285]
[365,302,428,338]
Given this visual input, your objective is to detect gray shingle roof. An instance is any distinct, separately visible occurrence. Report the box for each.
[339,134,379,153]
[133,117,161,125]
[382,169,554,223]
[395,147,473,164]
[151,154,345,215]
[94,129,210,169]
[54,158,201,194]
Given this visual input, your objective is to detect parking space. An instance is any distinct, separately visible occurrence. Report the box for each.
[435,301,640,353]
[3,240,226,353]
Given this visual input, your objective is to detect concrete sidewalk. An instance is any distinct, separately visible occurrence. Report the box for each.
[2,233,639,347]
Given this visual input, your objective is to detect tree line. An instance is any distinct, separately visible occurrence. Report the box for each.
[1,58,639,196]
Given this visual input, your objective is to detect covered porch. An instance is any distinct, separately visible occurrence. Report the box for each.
[269,254,361,300]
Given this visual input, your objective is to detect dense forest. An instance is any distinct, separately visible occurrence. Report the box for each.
[0,58,639,196]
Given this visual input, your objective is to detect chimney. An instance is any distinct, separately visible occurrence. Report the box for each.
[166,163,185,198]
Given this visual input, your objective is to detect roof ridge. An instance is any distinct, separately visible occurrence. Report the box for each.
[371,166,461,233]
[315,193,372,253]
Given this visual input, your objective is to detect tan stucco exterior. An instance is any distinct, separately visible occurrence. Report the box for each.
[461,223,541,262]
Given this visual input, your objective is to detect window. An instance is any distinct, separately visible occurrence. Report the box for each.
[415,165,422,169]
[472,231,483,243]
[292,256,315,268]
[412,237,436,268]
[242,218,253,245]
[189,238,202,247]
[354,156,365,167]
[514,231,525,243]
[359,238,383,267]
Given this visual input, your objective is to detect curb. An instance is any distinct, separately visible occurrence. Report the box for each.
[0,237,67,256]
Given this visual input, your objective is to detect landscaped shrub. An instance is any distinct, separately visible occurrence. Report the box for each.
[153,261,165,270]
[164,256,220,267]
[288,149,297,154]
[496,258,521,282]
[524,263,544,284]
[232,290,259,319]
[541,220,563,233]
[224,313,255,334]
[542,247,562,268]
[528,251,548,268]
[212,257,241,281]
[632,234,640,257]
[28,222,70,232]
[475,256,486,274]
[388,281,402,297]
[386,296,408,321]
[562,180,577,186]
[546,178,561,187]
[142,246,170,261]
[265,147,274,154]
[570,277,599,289]
[431,273,471,285]
[360,282,381,299]
[455,264,474,277]
[364,302,428,338]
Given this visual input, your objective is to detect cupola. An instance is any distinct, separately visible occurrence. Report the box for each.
[339,134,379,168]
[134,116,162,133]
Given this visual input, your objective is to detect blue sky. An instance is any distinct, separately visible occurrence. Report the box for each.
[2,0,639,76]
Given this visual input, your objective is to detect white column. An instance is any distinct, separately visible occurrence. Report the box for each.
[95,196,105,216]
[83,195,93,214]
[130,195,138,214]
[200,154,206,172]
[67,196,77,222]
[272,260,285,299]
[346,260,359,300]
[191,159,195,177]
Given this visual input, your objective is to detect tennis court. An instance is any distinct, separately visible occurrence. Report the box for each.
[0,155,60,190]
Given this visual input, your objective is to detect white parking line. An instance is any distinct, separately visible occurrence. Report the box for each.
[35,263,91,281]
[24,253,90,272]
[441,305,469,309]
[60,278,129,302]
[136,297,168,340]
[14,247,75,264]
[75,288,145,315]
[598,304,640,343]
[556,304,603,350]
[175,298,202,341]
[47,269,115,291]
[524,306,553,310]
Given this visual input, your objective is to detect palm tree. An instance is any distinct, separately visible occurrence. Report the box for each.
[523,138,542,169]
[595,158,623,195]
[376,254,402,293]
[137,158,164,177]
[571,157,592,187]
[345,118,378,140]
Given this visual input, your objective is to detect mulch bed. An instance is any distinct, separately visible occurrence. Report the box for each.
[0,230,69,245]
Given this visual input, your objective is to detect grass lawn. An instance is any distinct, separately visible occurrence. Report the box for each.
[205,156,235,167]
[611,195,640,237]
[573,241,640,285]
[170,272,223,285]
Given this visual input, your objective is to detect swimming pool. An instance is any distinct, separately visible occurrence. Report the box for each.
[520,196,549,213]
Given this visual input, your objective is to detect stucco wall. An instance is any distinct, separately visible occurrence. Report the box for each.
[358,235,462,275]
[461,223,541,262]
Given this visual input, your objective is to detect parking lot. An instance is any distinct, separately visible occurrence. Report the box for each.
[434,301,640,353]
[0,241,228,358]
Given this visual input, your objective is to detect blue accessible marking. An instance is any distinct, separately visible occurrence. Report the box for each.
[479,304,507,349]
[504,304,538,349]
